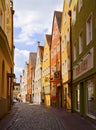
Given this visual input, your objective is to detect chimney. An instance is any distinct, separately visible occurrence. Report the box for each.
[37,41,40,46]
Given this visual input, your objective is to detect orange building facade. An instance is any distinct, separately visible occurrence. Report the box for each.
[50,11,62,107]
[27,53,37,102]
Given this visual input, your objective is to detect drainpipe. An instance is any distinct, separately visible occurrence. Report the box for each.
[68,10,73,112]
[50,36,53,106]
[60,35,62,108]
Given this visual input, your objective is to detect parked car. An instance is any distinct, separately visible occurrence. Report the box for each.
[12,98,19,104]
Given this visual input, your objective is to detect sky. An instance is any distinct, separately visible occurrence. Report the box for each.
[14,0,66,82]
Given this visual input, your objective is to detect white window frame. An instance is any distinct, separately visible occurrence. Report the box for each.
[54,47,56,56]
[74,42,77,61]
[86,13,92,45]
[72,6,76,24]
[79,31,83,54]
[78,0,82,12]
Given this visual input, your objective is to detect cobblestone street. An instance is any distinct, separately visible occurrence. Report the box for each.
[0,103,96,130]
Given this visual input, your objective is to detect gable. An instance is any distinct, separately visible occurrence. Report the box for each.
[51,11,62,41]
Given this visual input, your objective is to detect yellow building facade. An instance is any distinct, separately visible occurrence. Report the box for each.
[42,35,51,106]
[0,0,14,119]
[61,0,71,110]
[13,83,20,100]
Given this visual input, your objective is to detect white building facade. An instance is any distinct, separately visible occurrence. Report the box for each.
[34,43,44,104]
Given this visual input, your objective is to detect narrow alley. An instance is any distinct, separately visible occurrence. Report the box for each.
[0,103,96,130]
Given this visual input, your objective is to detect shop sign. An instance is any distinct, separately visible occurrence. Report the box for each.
[73,48,93,79]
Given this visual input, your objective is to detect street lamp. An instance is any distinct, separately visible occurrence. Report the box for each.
[68,10,73,112]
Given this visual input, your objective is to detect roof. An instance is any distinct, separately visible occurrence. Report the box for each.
[52,11,62,34]
[39,46,44,59]
[29,52,37,67]
[45,34,52,47]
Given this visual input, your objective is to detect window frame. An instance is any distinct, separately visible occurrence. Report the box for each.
[73,42,77,61]
[79,31,83,54]
[86,13,92,45]
[78,0,82,12]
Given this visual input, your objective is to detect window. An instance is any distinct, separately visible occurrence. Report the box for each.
[47,66,50,74]
[16,88,18,91]
[86,14,92,45]
[67,56,70,71]
[79,31,83,54]
[44,53,48,61]
[64,35,66,48]
[67,28,70,42]
[6,0,8,4]
[62,40,64,52]
[51,51,53,59]
[78,0,82,12]
[54,65,56,72]
[62,35,67,52]
[51,67,54,75]
[74,43,77,61]
[62,60,67,75]
[65,60,67,72]
[52,33,55,40]
[62,63,64,75]
[75,84,80,111]
[64,13,66,23]
[72,7,76,23]
[57,61,60,71]
[54,47,56,56]
[87,79,95,118]
[57,43,60,52]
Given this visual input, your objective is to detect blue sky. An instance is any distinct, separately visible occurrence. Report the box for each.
[14,0,70,82]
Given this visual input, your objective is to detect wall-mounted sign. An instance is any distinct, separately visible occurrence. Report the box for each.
[73,48,93,79]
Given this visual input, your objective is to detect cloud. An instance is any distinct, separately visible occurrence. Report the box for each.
[14,0,64,82]
[14,0,63,45]
[14,48,29,81]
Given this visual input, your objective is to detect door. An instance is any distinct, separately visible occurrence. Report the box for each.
[64,87,67,109]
